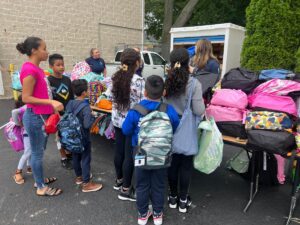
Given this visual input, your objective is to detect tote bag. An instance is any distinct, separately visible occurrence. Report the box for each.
[172,78,201,156]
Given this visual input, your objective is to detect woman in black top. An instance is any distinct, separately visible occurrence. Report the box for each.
[85,48,107,76]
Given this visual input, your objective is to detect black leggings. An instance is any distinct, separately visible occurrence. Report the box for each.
[168,153,194,200]
[114,127,134,188]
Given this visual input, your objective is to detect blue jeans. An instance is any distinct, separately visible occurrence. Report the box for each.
[136,168,167,215]
[72,142,91,183]
[23,109,49,189]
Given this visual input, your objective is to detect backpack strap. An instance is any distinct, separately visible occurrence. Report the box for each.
[73,102,89,116]
[133,104,149,116]
[158,103,167,113]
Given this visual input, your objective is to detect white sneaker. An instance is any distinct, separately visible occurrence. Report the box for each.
[153,212,163,225]
[138,210,152,225]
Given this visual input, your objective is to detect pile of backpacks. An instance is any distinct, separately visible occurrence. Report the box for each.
[206,68,300,156]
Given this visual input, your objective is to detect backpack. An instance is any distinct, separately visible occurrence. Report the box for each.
[57,102,89,153]
[205,105,246,122]
[246,130,296,156]
[192,69,220,101]
[259,69,295,81]
[88,81,106,105]
[11,71,22,90]
[133,103,173,169]
[221,68,259,94]
[245,111,293,131]
[4,121,24,152]
[252,79,300,96]
[211,89,248,109]
[71,61,91,81]
[248,93,297,117]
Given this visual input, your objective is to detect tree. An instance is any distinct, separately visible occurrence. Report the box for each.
[241,0,300,71]
[145,0,250,59]
[296,47,300,73]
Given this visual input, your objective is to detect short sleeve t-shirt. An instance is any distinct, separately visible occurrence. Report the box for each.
[48,75,74,107]
[85,57,106,74]
[20,62,53,115]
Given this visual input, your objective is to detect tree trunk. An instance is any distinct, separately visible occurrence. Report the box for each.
[161,0,174,60]
[173,0,200,27]
[161,0,201,60]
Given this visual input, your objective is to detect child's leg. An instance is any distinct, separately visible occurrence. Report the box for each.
[168,153,181,197]
[179,155,193,200]
[136,168,151,215]
[122,134,134,189]
[114,127,126,180]
[17,134,32,170]
[72,152,83,178]
[81,142,92,183]
[151,168,167,214]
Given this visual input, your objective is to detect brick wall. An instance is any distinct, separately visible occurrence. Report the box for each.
[0,0,143,97]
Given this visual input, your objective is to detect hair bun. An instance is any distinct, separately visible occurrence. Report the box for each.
[16,43,26,54]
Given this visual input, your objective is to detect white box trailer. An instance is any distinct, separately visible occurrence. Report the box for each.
[170,23,245,76]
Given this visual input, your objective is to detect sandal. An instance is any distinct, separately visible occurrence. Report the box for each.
[34,177,57,188]
[36,187,63,197]
[13,170,24,185]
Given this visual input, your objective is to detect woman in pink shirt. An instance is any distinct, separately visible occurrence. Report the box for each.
[17,37,64,196]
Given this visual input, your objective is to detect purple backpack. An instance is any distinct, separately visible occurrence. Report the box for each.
[4,121,24,152]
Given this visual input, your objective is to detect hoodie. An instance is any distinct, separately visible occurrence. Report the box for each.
[122,99,180,147]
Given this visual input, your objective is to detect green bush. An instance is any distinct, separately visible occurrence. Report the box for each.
[296,47,300,73]
[241,0,299,72]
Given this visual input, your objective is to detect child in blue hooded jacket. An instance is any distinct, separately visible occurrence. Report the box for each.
[122,75,179,225]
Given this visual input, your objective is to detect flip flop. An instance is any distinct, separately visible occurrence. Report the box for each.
[36,187,62,197]
[34,177,57,188]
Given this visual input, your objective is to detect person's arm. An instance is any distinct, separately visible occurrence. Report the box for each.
[122,110,137,136]
[11,108,21,126]
[167,105,180,132]
[210,59,220,74]
[82,106,95,129]
[191,80,205,117]
[22,75,63,111]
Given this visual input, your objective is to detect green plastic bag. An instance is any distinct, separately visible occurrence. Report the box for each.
[193,118,224,174]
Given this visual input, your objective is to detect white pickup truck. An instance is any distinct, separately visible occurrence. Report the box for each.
[106,50,167,79]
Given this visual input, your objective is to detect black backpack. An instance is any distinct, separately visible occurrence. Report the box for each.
[192,68,220,102]
[221,68,259,94]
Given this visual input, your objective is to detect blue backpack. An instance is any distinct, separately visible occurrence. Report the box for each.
[259,69,295,80]
[58,102,88,153]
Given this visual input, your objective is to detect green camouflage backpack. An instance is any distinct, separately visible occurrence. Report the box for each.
[133,103,173,169]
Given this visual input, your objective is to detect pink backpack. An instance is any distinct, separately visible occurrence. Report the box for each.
[248,93,297,116]
[4,121,24,152]
[71,61,91,81]
[211,89,248,109]
[252,79,300,96]
[206,105,246,122]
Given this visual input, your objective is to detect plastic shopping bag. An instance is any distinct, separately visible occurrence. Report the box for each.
[193,117,224,174]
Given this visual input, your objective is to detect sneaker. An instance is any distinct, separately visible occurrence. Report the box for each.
[179,196,192,213]
[61,159,73,170]
[138,210,152,225]
[118,187,136,202]
[113,179,123,190]
[26,167,32,174]
[168,195,178,209]
[82,181,103,193]
[75,176,83,185]
[153,212,163,225]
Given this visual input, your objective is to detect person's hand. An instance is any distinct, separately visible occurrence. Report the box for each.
[50,100,64,112]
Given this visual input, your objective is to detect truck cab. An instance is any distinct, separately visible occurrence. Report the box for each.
[107,50,167,79]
